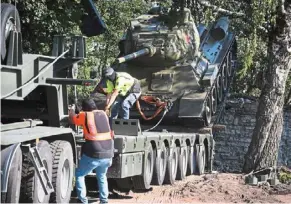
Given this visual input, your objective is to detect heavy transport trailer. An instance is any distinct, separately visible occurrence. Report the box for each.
[76,120,215,192]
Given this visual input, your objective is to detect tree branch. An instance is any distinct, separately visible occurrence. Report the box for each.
[196,0,268,34]
[197,0,245,17]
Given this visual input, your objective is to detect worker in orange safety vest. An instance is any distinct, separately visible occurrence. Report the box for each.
[69,98,114,204]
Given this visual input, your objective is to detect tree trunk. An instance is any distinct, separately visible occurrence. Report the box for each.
[255,98,284,169]
[243,0,291,173]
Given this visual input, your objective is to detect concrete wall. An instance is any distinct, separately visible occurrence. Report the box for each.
[213,99,291,172]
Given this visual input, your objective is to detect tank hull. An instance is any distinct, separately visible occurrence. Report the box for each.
[115,32,236,127]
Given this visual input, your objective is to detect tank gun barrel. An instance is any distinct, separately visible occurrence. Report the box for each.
[116,45,156,64]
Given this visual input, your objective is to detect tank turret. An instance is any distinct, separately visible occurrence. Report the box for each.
[113,6,237,127]
[117,8,201,67]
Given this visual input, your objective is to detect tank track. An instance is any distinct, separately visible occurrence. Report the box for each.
[182,40,238,128]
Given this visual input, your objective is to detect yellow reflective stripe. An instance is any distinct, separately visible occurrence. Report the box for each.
[85,132,112,141]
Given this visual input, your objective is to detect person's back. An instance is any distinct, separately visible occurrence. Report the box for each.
[69,99,113,204]
[73,110,114,159]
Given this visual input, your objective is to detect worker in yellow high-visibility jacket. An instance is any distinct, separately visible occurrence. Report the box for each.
[93,67,141,120]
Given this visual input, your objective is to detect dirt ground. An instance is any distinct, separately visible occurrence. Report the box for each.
[71,173,291,203]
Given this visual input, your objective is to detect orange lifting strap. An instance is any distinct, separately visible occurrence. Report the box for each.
[135,95,167,121]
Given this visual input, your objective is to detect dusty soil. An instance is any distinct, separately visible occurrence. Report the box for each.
[71,173,291,203]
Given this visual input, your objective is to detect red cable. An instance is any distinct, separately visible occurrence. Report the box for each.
[135,96,167,120]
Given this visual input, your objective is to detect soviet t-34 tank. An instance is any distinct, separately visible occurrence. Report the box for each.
[112,6,237,127]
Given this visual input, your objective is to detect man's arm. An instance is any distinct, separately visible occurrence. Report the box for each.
[68,105,76,124]
[105,89,119,110]
[91,78,107,96]
[69,106,84,125]
[106,93,112,105]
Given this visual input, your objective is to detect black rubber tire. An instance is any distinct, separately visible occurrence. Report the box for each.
[186,146,194,176]
[176,147,188,180]
[195,144,206,175]
[20,140,53,203]
[49,140,74,203]
[151,143,167,185]
[5,147,22,203]
[164,147,178,185]
[132,145,154,190]
[1,3,21,61]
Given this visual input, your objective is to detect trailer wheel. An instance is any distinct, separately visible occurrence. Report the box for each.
[176,147,188,180]
[1,3,21,61]
[49,140,74,203]
[4,147,22,203]
[132,145,154,190]
[151,143,167,185]
[20,140,53,203]
[186,146,194,175]
[195,144,206,175]
[164,147,178,185]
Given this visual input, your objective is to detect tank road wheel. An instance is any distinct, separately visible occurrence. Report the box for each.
[195,143,206,175]
[211,87,217,115]
[186,146,194,175]
[226,52,232,78]
[151,143,167,185]
[164,147,178,185]
[203,96,212,126]
[20,140,53,203]
[3,147,22,203]
[1,3,21,61]
[176,147,188,180]
[216,75,223,103]
[221,61,228,92]
[49,140,74,203]
[132,145,154,190]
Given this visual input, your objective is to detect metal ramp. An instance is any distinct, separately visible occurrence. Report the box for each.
[22,144,54,195]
